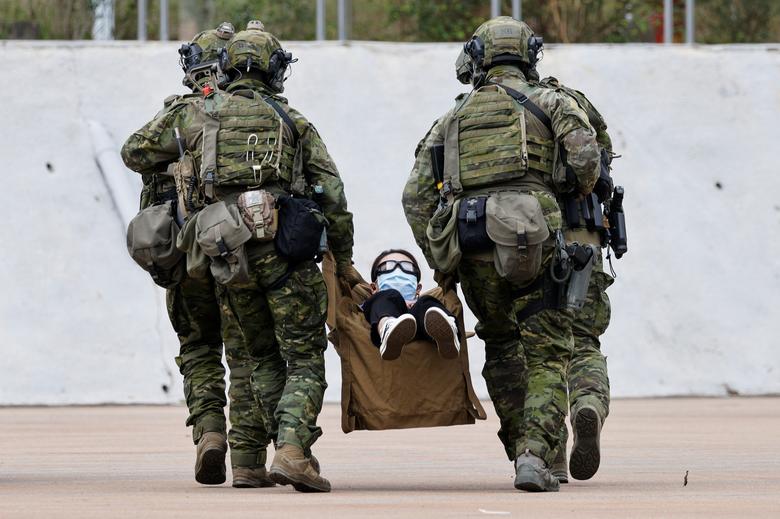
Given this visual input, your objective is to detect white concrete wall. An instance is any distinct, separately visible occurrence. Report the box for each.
[1,41,778,405]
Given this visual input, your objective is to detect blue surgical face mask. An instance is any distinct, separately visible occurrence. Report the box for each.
[377,270,418,302]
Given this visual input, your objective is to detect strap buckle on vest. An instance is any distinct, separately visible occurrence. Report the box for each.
[516,232,528,256]
[466,199,478,223]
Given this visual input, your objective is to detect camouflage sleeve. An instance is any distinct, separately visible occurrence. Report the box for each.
[292,113,354,267]
[121,101,190,176]
[549,93,601,193]
[402,117,447,269]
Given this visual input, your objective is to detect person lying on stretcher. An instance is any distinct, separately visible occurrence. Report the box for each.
[361,249,460,361]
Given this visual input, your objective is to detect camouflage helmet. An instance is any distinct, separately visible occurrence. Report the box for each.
[179,21,235,73]
[224,29,295,93]
[246,20,265,31]
[455,47,472,85]
[464,17,542,71]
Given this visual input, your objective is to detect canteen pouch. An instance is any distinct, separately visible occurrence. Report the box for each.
[275,195,328,263]
[425,199,462,274]
[126,200,184,288]
[457,196,492,252]
[176,215,210,279]
[195,201,252,286]
[238,189,278,242]
[485,191,550,285]
[172,153,204,219]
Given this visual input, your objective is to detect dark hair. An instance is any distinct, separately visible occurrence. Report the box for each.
[370,248,421,282]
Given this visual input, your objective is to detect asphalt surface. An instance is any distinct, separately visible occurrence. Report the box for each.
[1,398,778,518]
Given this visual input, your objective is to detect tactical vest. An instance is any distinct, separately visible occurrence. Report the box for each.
[200,90,297,192]
[443,84,554,197]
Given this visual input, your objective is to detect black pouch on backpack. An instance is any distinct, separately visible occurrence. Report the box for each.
[275,195,328,263]
[457,196,492,252]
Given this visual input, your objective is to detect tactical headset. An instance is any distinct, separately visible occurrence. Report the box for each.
[218,46,296,93]
[463,34,544,70]
[178,43,203,73]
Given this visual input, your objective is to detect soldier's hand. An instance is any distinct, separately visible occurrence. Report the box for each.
[434,269,458,292]
[336,262,367,289]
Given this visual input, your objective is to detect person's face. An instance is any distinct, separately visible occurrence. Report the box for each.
[371,252,422,295]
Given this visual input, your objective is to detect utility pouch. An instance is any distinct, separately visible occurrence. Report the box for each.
[195,201,252,286]
[275,195,328,263]
[172,153,204,219]
[238,190,278,242]
[176,214,210,280]
[126,200,185,288]
[426,199,462,274]
[485,191,550,285]
[457,196,492,252]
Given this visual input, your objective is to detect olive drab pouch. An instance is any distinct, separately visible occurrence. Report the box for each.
[176,215,210,279]
[238,189,278,242]
[172,152,205,218]
[485,191,550,285]
[126,200,185,288]
[274,195,328,263]
[443,84,528,196]
[425,199,462,274]
[457,196,491,252]
[195,201,252,286]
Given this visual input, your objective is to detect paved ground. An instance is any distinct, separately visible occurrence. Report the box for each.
[1,398,778,518]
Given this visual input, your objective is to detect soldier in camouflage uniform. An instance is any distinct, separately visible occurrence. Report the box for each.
[123,22,275,488]
[122,26,359,493]
[456,48,615,484]
[403,17,601,492]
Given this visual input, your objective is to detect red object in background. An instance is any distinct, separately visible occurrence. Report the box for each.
[652,0,686,43]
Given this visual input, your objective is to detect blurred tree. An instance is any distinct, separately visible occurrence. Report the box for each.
[696,0,780,43]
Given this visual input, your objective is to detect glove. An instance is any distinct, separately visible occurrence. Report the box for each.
[336,262,367,289]
[433,269,458,292]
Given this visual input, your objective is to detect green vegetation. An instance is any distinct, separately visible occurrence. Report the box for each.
[1,0,778,43]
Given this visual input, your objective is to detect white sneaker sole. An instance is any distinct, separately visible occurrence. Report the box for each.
[380,315,416,361]
[424,309,459,360]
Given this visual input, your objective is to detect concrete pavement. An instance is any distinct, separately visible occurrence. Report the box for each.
[1,398,779,517]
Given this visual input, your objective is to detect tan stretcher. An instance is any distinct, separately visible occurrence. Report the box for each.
[322,254,486,433]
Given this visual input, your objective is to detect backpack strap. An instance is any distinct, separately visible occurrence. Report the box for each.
[200,95,223,201]
[497,84,553,133]
[263,96,300,146]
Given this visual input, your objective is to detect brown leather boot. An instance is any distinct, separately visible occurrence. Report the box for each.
[232,466,276,488]
[195,432,227,485]
[269,444,331,493]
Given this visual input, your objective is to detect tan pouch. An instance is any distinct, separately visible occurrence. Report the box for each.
[195,202,252,286]
[172,152,204,219]
[425,199,462,274]
[485,191,550,285]
[126,201,184,288]
[237,190,278,242]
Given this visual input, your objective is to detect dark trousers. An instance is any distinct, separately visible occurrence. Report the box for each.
[362,289,454,347]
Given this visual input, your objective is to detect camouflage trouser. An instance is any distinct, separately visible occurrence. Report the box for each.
[220,250,328,454]
[459,254,574,466]
[556,260,613,456]
[217,284,273,468]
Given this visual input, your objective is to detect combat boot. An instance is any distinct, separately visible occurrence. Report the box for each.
[195,432,227,485]
[514,449,560,492]
[551,448,569,484]
[570,405,602,480]
[269,444,331,493]
[232,466,276,488]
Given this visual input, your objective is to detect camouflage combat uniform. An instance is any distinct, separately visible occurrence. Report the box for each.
[403,61,600,468]
[125,95,271,471]
[121,75,354,456]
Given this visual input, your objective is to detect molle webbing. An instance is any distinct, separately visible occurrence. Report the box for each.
[498,84,555,177]
[446,86,529,192]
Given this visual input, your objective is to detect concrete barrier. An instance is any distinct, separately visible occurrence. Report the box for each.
[1,41,778,404]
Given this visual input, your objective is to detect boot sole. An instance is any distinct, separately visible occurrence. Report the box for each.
[570,407,601,481]
[269,467,331,493]
[514,466,560,492]
[195,447,227,485]
[232,477,276,488]
[380,317,416,361]
[424,311,458,360]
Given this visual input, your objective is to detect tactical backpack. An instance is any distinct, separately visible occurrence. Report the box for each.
[199,90,299,194]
